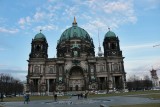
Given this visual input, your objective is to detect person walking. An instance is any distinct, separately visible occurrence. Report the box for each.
[0,93,4,102]
[23,94,26,104]
[54,94,57,102]
[78,94,80,99]
[80,93,83,99]
[24,94,29,104]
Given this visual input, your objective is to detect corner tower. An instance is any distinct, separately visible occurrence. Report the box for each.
[103,29,122,57]
[29,31,48,59]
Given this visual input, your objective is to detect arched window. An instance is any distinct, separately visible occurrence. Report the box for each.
[96,64,105,72]
[90,66,94,73]
[111,43,116,49]
[59,66,63,75]
[59,77,62,82]
[34,66,39,73]
[49,66,54,73]
[112,63,119,72]
[100,65,104,72]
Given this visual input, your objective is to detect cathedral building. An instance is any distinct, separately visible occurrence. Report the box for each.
[26,18,126,94]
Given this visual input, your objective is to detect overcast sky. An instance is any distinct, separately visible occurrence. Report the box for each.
[0,0,160,81]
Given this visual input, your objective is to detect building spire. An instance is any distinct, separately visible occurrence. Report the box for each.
[74,16,76,23]
[97,28,103,57]
[72,16,77,26]
[98,29,100,47]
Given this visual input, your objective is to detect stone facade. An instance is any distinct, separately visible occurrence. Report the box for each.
[26,18,126,94]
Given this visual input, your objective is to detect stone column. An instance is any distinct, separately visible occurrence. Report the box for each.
[122,75,126,90]
[104,77,107,89]
[28,64,30,74]
[88,64,91,81]
[119,62,122,71]
[84,75,88,90]
[41,65,44,74]
[97,77,100,90]
[66,75,69,91]
[94,64,96,80]
[37,79,39,94]
[62,65,64,82]
[121,61,125,72]
[109,63,112,72]
[40,65,41,74]
[112,76,115,89]
[108,76,113,90]
[31,65,33,73]
[56,65,59,82]
[27,64,31,84]
[47,79,49,95]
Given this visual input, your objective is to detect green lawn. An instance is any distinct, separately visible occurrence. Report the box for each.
[106,90,160,107]
[110,103,160,107]
[135,94,160,100]
[2,90,160,102]
[2,95,69,102]
[89,90,160,98]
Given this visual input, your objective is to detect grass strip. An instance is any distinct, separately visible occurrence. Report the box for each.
[2,90,160,102]
[89,90,160,98]
[3,95,69,102]
[110,103,160,107]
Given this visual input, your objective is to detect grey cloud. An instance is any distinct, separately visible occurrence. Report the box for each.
[0,69,27,74]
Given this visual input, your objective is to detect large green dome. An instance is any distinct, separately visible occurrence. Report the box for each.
[58,17,92,43]
[34,32,46,40]
[105,30,116,38]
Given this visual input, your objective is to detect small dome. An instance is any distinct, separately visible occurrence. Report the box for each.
[105,31,116,38]
[34,32,46,40]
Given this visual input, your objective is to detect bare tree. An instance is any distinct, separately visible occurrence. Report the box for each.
[127,75,152,91]
[0,73,24,97]
[143,75,152,90]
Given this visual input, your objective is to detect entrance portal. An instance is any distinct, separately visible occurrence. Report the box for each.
[75,85,78,91]
[115,76,122,89]
[69,66,84,91]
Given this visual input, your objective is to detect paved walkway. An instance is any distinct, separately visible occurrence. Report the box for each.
[0,95,160,107]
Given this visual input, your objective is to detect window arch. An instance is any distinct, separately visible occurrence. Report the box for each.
[37,45,41,51]
[34,66,39,73]
[49,66,54,73]
[112,63,119,72]
[111,43,116,49]
[90,66,94,73]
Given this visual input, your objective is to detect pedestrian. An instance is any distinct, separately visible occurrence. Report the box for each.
[85,92,88,99]
[54,94,57,101]
[84,93,87,99]
[24,94,29,104]
[0,93,4,102]
[23,94,26,104]
[26,94,30,103]
[78,94,80,99]
[80,93,83,99]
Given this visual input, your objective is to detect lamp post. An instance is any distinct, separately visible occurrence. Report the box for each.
[14,80,18,97]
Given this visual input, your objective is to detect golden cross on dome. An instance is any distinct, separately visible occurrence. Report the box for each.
[72,16,77,26]
[40,29,42,33]
[73,16,77,23]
